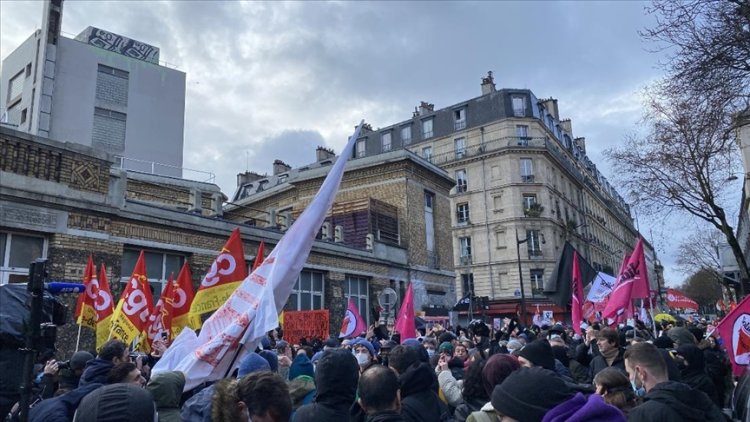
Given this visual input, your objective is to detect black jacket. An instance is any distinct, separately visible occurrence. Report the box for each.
[681,370,720,408]
[627,381,725,422]
[399,363,450,422]
[588,348,626,382]
[453,396,485,422]
[294,349,359,422]
[366,410,407,422]
[77,358,113,387]
[29,382,102,422]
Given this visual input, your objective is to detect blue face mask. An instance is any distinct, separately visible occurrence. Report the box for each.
[426,348,435,358]
[630,379,646,397]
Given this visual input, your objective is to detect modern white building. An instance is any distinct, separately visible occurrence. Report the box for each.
[0,0,186,177]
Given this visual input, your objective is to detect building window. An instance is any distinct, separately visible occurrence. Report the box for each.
[454,108,466,130]
[527,230,542,257]
[455,169,467,193]
[495,230,507,249]
[20,108,27,124]
[373,211,399,244]
[345,276,369,325]
[0,231,47,285]
[401,125,412,144]
[455,137,466,159]
[7,70,24,102]
[461,273,475,296]
[356,139,366,158]
[512,96,526,117]
[424,191,436,255]
[6,100,21,125]
[516,125,529,146]
[456,203,470,224]
[422,118,433,139]
[98,64,129,79]
[459,237,472,263]
[381,132,392,152]
[422,146,433,162]
[522,194,537,210]
[530,269,545,296]
[121,248,186,303]
[25,63,32,78]
[287,270,325,311]
[520,158,534,182]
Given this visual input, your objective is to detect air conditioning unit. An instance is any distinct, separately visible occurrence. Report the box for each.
[334,225,344,243]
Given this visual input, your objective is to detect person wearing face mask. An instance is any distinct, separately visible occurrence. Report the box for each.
[352,339,377,372]
[624,342,724,422]
[422,339,437,361]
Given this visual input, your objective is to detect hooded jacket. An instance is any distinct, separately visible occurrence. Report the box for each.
[366,410,407,422]
[399,363,450,422]
[78,358,114,387]
[29,382,102,422]
[676,344,720,407]
[541,392,625,422]
[627,381,725,422]
[146,371,185,422]
[293,349,359,422]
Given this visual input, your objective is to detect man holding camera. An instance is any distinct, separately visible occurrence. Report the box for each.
[39,351,94,398]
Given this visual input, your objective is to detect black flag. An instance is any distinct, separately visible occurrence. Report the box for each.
[544,241,597,307]
[453,291,472,310]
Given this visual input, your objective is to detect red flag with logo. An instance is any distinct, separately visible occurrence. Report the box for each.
[339,298,367,339]
[717,293,750,376]
[110,250,154,346]
[394,283,415,343]
[571,251,584,335]
[171,262,196,338]
[95,264,115,349]
[629,239,650,299]
[145,273,177,347]
[603,240,646,320]
[74,256,98,329]
[666,288,699,311]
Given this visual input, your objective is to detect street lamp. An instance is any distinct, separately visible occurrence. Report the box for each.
[515,228,545,326]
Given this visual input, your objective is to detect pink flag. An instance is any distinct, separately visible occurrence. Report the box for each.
[629,238,650,299]
[717,293,750,376]
[394,283,415,343]
[571,251,584,335]
[339,298,367,339]
[603,239,646,320]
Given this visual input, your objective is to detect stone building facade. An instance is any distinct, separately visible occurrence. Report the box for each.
[0,126,428,356]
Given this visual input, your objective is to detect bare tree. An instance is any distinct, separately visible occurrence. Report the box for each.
[681,268,724,312]
[606,86,747,297]
[641,0,750,108]
[675,229,723,276]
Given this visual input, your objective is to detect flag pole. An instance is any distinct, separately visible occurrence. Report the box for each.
[75,324,82,352]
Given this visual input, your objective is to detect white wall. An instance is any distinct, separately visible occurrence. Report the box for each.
[0,31,41,132]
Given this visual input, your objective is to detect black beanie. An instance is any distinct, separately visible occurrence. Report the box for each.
[491,367,574,422]
[518,340,555,370]
[653,335,674,349]
[74,384,156,422]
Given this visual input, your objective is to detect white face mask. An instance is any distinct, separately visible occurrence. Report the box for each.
[356,352,370,365]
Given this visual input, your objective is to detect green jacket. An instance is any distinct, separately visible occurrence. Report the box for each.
[146,371,186,422]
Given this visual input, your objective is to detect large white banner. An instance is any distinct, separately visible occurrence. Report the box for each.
[586,272,616,303]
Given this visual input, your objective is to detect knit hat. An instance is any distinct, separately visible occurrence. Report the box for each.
[482,353,521,397]
[402,339,421,348]
[74,383,157,422]
[260,336,272,350]
[491,367,574,422]
[352,338,376,357]
[289,354,315,380]
[439,342,454,355]
[518,340,555,370]
[323,338,339,349]
[653,335,675,349]
[70,351,95,370]
[276,340,289,350]
[258,350,279,372]
[439,332,457,344]
[237,352,271,378]
[667,327,697,347]
[541,392,626,422]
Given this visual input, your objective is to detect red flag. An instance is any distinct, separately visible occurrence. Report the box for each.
[666,288,699,311]
[95,264,114,349]
[145,273,176,347]
[171,262,196,337]
[339,298,367,339]
[110,250,154,345]
[571,251,584,335]
[394,283,415,343]
[716,293,750,376]
[630,239,650,299]
[603,240,646,320]
[75,256,97,328]
[252,241,265,271]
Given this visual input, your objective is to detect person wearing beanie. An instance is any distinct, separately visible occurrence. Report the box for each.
[288,375,316,418]
[489,367,575,422]
[146,371,185,422]
[237,352,271,378]
[388,345,449,422]
[438,342,454,358]
[289,353,315,381]
[439,331,457,346]
[541,392,626,422]
[73,383,157,422]
[259,349,279,373]
[667,327,697,347]
[653,335,674,349]
[294,349,360,422]
[518,340,556,371]
[352,339,377,372]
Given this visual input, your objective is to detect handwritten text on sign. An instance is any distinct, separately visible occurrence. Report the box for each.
[283,310,329,344]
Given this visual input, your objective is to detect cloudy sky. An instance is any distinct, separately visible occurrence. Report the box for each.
[2,0,733,286]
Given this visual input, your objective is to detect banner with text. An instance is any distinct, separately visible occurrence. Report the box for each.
[283,310,330,344]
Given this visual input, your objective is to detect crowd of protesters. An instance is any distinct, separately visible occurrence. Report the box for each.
[4,315,750,422]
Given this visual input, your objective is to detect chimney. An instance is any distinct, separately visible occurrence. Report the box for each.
[560,118,573,134]
[360,123,373,133]
[418,101,434,116]
[481,71,496,95]
[575,137,586,154]
[316,146,335,162]
[236,171,264,187]
[541,98,559,121]
[272,159,291,175]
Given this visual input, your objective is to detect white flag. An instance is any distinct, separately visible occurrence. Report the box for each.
[153,121,365,390]
[586,272,616,303]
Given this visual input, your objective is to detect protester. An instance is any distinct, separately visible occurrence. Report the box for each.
[78,340,129,387]
[352,338,378,372]
[484,367,575,422]
[675,344,720,407]
[587,328,626,382]
[624,342,724,422]
[212,371,292,422]
[146,371,185,422]
[358,365,405,422]
[592,367,637,416]
[388,345,449,422]
[39,352,94,398]
[294,348,359,422]
[28,382,103,422]
[72,383,157,422]
[452,358,488,421]
[288,375,315,417]
[106,362,145,386]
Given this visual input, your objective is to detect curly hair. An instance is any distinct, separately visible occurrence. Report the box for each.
[461,358,488,401]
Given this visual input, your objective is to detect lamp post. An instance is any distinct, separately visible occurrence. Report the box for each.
[515,229,545,326]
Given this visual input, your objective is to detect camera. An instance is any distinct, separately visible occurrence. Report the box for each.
[129,352,147,360]
[56,360,71,370]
